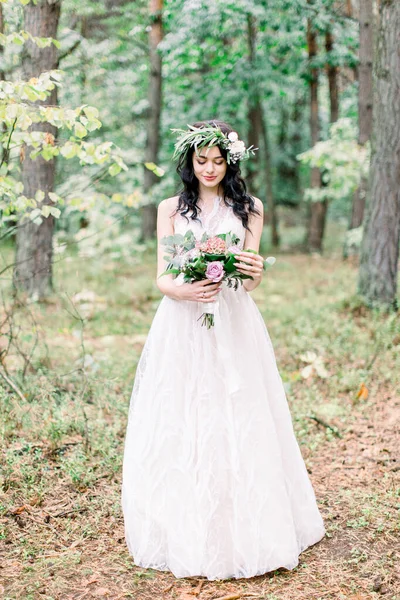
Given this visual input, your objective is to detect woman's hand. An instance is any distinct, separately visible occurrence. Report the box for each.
[234,251,264,280]
[176,279,223,303]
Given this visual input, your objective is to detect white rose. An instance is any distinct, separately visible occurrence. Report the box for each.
[228,131,239,142]
[229,140,246,153]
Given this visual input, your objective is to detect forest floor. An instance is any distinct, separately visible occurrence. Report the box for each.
[1,224,399,600]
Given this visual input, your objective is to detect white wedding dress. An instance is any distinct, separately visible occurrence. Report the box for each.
[121,196,325,581]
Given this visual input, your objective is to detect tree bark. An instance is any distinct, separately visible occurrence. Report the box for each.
[306,18,326,253]
[277,100,302,207]
[13,0,61,301]
[290,98,303,204]
[346,0,353,17]
[350,0,373,229]
[260,109,279,247]
[358,0,400,309]
[326,29,339,123]
[247,13,278,243]
[140,0,163,241]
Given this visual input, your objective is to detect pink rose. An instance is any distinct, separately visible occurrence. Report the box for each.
[205,261,225,282]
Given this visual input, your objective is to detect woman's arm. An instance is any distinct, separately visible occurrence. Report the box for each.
[155,197,182,300]
[235,197,265,292]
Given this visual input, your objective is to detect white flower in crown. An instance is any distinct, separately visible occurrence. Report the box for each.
[229,140,246,154]
[227,131,239,142]
[226,138,247,163]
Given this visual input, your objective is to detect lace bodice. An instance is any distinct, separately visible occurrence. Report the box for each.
[173,196,246,249]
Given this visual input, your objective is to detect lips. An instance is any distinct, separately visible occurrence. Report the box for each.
[204,176,217,180]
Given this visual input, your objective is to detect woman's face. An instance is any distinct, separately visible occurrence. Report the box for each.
[192,145,227,188]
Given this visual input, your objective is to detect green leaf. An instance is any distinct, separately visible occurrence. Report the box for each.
[23,85,42,102]
[6,103,19,120]
[50,70,63,82]
[158,268,180,277]
[60,142,78,159]
[41,147,58,161]
[19,113,32,130]
[74,122,87,138]
[48,206,61,218]
[108,163,121,177]
[41,204,51,217]
[12,34,24,46]
[48,192,60,203]
[29,208,42,221]
[224,254,237,273]
[85,118,102,132]
[35,37,52,49]
[83,105,100,120]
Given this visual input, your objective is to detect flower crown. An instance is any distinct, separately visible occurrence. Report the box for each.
[171,123,258,165]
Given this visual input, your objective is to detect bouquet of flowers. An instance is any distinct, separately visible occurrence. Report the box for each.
[159,230,275,328]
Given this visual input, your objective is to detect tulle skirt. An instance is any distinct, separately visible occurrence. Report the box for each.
[121,281,325,580]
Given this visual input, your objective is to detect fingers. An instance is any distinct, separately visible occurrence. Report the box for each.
[196,288,221,300]
[235,263,263,277]
[194,284,222,302]
[196,279,221,289]
[234,253,263,274]
[234,253,263,267]
[195,293,217,302]
[235,262,257,273]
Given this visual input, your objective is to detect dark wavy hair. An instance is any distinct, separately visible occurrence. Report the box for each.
[172,119,261,234]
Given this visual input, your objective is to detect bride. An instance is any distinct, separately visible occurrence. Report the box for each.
[121,119,325,581]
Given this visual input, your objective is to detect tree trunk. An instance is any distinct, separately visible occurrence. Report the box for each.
[350,0,373,229]
[247,13,277,242]
[326,29,339,124]
[13,0,61,301]
[308,21,319,148]
[346,0,353,17]
[140,0,163,241]
[306,18,326,253]
[260,109,279,247]
[246,13,261,196]
[358,0,400,309]
[277,97,303,208]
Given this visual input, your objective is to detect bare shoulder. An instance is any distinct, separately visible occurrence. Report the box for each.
[158,195,180,219]
[251,196,264,217]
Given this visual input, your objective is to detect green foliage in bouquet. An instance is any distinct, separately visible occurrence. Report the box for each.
[158,230,275,293]
[159,230,243,281]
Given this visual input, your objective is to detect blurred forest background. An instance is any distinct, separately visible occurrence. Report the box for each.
[1,1,399,599]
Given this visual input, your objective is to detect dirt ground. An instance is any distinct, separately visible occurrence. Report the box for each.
[2,384,399,600]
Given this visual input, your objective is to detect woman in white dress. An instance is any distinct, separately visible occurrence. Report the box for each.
[121,119,325,581]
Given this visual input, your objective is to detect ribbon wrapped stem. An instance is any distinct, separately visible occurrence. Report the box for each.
[197,299,218,329]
